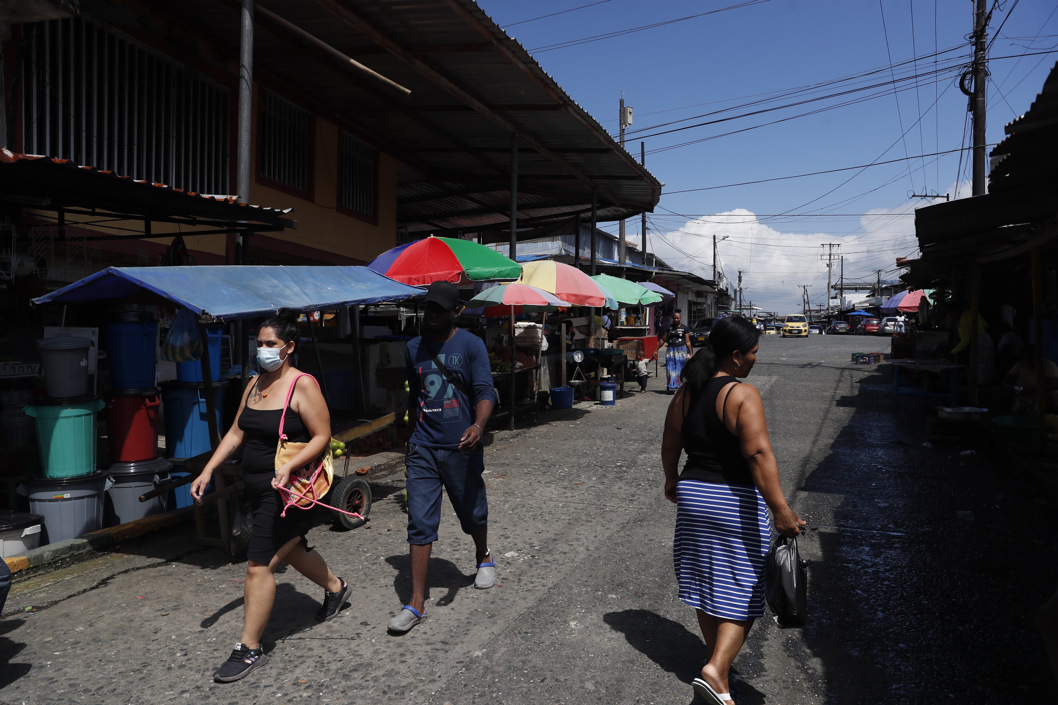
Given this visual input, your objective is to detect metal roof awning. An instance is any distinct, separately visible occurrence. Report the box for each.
[0,150,296,234]
[907,62,1058,286]
[32,265,424,320]
[80,0,661,237]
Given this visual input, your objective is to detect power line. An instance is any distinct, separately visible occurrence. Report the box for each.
[662,146,983,194]
[528,0,777,53]
[502,0,615,28]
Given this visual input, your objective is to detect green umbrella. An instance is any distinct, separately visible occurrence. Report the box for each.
[591,274,663,305]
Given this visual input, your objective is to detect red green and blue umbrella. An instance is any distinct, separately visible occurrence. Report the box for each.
[367,235,521,286]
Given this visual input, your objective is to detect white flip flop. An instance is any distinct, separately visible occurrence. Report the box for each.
[692,677,733,705]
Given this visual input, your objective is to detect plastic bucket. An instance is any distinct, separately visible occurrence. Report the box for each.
[17,473,107,545]
[550,386,574,409]
[106,389,160,462]
[37,337,94,399]
[104,470,169,526]
[599,380,617,406]
[0,510,44,558]
[105,314,158,390]
[24,398,105,478]
[161,383,225,459]
[176,326,223,383]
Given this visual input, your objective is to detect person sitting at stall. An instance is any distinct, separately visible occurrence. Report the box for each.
[999,348,1058,414]
[191,309,349,683]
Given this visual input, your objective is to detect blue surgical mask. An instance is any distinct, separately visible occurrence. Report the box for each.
[257,344,288,372]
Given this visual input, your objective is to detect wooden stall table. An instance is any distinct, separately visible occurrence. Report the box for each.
[883,359,963,411]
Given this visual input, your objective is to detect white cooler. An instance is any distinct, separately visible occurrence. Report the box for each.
[0,510,44,558]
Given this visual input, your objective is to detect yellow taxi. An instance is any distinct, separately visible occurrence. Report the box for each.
[781,314,809,338]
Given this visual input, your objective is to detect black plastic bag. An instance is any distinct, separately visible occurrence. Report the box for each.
[228,497,254,561]
[765,535,808,627]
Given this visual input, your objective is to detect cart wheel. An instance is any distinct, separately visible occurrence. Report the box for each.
[332,476,372,530]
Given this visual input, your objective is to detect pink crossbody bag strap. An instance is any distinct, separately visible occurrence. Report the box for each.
[273,372,363,522]
[277,372,316,441]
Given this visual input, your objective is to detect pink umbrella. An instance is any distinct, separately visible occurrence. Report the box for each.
[516,260,611,307]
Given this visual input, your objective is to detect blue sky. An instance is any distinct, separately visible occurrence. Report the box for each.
[476,0,1058,315]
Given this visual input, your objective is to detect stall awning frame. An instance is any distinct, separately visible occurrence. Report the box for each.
[32,265,425,320]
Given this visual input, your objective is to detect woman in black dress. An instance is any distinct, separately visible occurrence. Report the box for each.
[191,310,348,683]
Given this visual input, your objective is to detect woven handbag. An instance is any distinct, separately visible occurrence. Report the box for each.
[274,373,333,516]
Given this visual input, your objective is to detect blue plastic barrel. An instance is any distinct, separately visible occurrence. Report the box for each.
[175,326,223,383]
[105,313,157,390]
[161,383,225,459]
[599,380,617,406]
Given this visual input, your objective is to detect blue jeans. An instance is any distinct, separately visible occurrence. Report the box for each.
[0,558,11,616]
[405,443,488,545]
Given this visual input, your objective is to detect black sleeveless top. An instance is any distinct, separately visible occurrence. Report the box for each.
[680,376,753,487]
[238,406,311,474]
[666,325,689,347]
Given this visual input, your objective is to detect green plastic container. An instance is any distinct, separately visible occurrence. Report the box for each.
[24,398,105,478]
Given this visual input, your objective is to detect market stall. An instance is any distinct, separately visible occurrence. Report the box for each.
[29,265,425,548]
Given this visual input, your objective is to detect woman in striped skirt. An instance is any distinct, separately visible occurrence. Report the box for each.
[661,316,804,705]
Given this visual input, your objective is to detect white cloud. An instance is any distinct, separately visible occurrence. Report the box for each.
[647,197,959,316]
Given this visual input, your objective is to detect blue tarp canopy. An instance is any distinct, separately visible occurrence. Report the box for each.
[32,266,425,321]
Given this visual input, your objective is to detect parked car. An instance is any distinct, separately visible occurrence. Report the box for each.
[808,324,824,335]
[863,317,881,334]
[880,316,900,335]
[827,321,850,334]
[782,314,809,338]
[764,322,781,335]
[690,317,717,347]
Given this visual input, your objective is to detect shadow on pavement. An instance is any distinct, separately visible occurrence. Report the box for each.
[796,363,1057,702]
[385,554,471,609]
[603,609,765,704]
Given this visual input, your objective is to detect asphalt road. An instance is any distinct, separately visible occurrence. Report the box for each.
[2,333,1056,704]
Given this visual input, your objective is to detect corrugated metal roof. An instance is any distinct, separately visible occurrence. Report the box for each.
[908,61,1058,284]
[0,150,295,230]
[78,0,660,237]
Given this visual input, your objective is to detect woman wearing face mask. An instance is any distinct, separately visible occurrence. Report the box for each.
[191,309,348,683]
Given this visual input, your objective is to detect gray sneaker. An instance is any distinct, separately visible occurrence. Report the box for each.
[387,605,426,633]
[474,554,496,589]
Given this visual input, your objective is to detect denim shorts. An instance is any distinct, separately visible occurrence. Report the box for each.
[405,442,488,545]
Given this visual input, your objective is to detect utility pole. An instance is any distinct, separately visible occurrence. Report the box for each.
[972,0,989,196]
[839,255,844,312]
[737,270,743,315]
[618,99,632,264]
[820,243,840,315]
[802,285,809,318]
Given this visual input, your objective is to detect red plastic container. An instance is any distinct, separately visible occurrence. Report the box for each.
[106,389,160,462]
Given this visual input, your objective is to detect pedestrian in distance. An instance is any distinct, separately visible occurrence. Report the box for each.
[661,316,805,705]
[390,281,498,634]
[191,309,349,683]
[664,309,692,393]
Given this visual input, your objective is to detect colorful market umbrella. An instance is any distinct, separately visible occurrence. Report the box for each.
[640,281,674,298]
[516,260,616,308]
[591,274,663,305]
[880,289,932,313]
[367,235,521,286]
[465,282,572,316]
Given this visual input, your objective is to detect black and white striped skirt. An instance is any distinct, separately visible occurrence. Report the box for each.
[673,479,771,620]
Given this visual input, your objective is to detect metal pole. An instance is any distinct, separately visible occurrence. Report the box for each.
[509,134,518,430]
[618,98,626,265]
[640,141,647,265]
[236,0,255,397]
[972,0,988,196]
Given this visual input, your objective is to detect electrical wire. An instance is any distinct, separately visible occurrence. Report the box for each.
[502,0,615,29]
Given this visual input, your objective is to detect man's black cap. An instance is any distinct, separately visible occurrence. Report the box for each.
[422,280,462,310]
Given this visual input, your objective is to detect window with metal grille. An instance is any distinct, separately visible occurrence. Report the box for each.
[259,90,312,195]
[19,17,230,195]
[338,132,377,220]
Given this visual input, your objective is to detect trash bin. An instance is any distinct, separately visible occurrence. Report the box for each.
[37,337,94,399]
[24,398,105,478]
[0,510,44,558]
[18,473,108,545]
[105,312,158,390]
